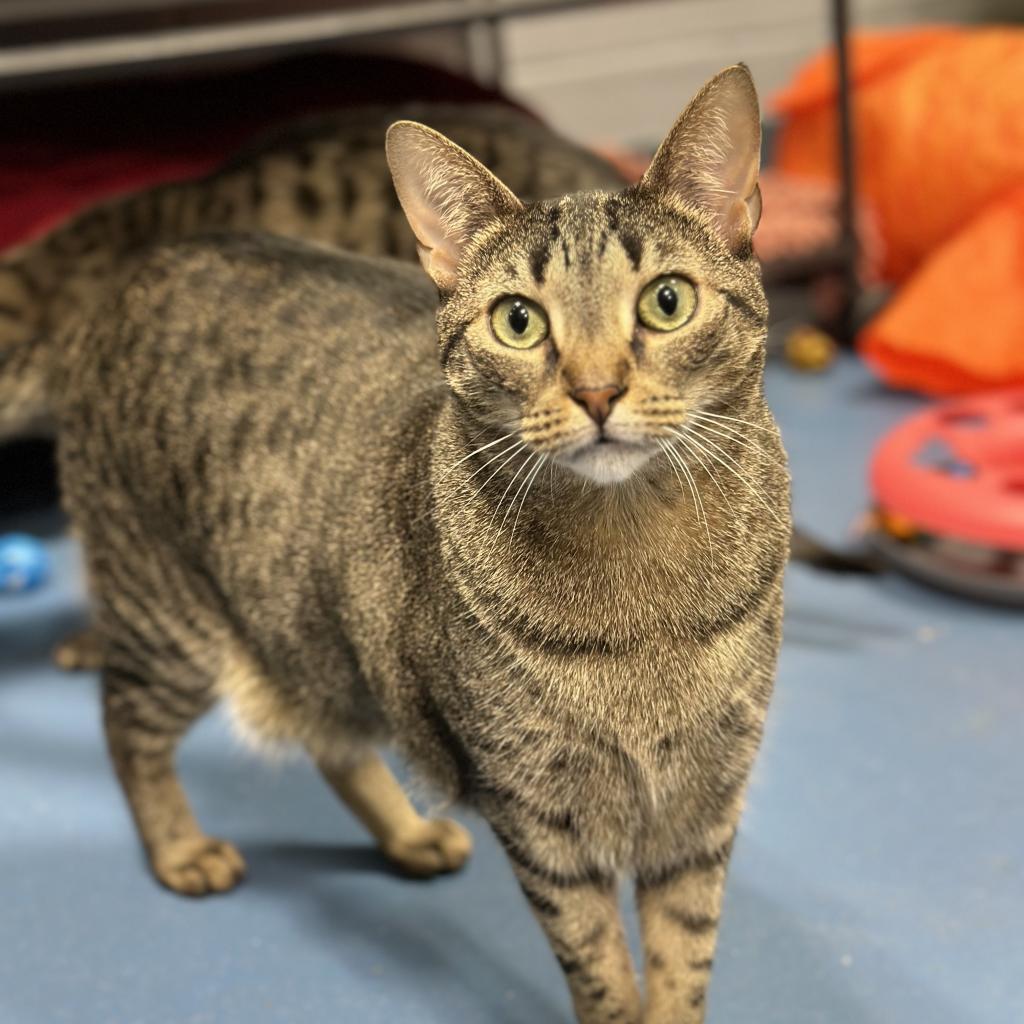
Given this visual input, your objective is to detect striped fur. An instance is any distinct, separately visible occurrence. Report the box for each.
[31,67,788,1024]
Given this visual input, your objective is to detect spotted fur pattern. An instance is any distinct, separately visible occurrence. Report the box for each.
[33,67,789,1023]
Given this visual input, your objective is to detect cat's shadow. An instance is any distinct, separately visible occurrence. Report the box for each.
[239,838,569,1024]
[243,839,405,878]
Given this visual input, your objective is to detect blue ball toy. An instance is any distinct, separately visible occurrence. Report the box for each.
[0,533,50,594]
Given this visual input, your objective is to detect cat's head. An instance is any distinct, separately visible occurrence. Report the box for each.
[387,65,767,486]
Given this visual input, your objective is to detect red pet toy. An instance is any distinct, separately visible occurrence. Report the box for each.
[868,389,1024,604]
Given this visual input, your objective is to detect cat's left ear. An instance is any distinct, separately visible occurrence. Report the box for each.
[641,64,762,254]
[386,121,522,290]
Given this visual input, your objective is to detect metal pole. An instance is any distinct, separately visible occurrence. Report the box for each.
[466,13,505,89]
[832,0,859,344]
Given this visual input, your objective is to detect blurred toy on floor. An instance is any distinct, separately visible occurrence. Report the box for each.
[0,533,49,593]
[782,325,839,373]
[867,389,1024,605]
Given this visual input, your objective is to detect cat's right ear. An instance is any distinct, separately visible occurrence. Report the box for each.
[386,121,523,290]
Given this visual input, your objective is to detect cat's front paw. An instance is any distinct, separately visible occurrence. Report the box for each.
[382,818,472,878]
[151,836,246,896]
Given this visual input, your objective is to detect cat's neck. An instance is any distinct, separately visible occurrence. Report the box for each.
[432,399,772,545]
[428,402,765,637]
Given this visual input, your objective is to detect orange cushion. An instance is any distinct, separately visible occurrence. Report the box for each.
[859,184,1024,395]
[772,27,1024,282]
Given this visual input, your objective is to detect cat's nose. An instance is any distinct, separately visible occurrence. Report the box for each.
[570,385,625,426]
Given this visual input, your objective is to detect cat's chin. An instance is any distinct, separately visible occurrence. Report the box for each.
[560,441,654,486]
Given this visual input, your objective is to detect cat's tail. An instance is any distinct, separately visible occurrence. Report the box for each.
[0,249,53,440]
[0,178,204,441]
[790,526,881,574]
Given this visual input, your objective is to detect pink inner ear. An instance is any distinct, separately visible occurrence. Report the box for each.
[388,123,521,288]
[407,193,465,288]
[747,182,763,233]
[721,192,758,251]
[408,199,456,260]
[641,67,762,253]
[722,199,748,251]
[394,173,471,289]
[421,245,460,283]
[704,120,761,246]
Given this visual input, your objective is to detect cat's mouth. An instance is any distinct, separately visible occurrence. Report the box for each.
[559,435,654,485]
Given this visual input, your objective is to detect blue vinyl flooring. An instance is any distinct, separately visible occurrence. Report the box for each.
[1,353,1021,1024]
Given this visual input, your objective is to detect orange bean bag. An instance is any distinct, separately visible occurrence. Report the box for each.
[859,184,1024,395]
[773,26,1024,283]
[773,27,1024,395]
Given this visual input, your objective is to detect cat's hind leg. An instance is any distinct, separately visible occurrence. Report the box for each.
[54,627,104,671]
[103,663,246,896]
[316,750,472,878]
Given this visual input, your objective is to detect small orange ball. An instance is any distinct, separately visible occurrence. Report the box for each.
[784,325,839,372]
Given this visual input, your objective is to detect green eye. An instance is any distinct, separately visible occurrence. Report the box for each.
[637,276,697,332]
[490,296,549,349]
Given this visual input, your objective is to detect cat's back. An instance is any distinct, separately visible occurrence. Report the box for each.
[118,231,436,358]
[57,232,441,527]
[63,231,438,423]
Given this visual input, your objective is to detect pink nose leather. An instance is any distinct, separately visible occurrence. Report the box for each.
[571,385,624,426]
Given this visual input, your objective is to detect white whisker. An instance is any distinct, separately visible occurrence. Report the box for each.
[674,427,784,525]
[670,430,732,512]
[659,439,715,567]
[658,438,686,499]
[416,438,521,527]
[509,454,548,550]
[448,442,526,523]
[691,409,778,437]
[437,429,519,483]
[491,451,535,535]
[687,414,769,457]
[464,439,525,487]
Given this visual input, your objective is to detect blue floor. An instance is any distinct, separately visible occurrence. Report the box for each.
[2,354,1021,1024]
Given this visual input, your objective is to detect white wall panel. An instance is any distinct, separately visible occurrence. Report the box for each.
[499,0,1020,147]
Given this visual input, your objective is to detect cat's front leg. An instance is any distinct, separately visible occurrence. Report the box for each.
[490,824,641,1024]
[634,823,736,1024]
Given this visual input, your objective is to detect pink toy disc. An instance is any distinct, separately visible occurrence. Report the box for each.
[870,389,1024,552]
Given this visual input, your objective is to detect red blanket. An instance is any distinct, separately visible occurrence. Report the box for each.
[0,52,517,252]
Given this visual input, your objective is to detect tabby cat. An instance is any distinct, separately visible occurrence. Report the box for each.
[9,66,789,1023]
